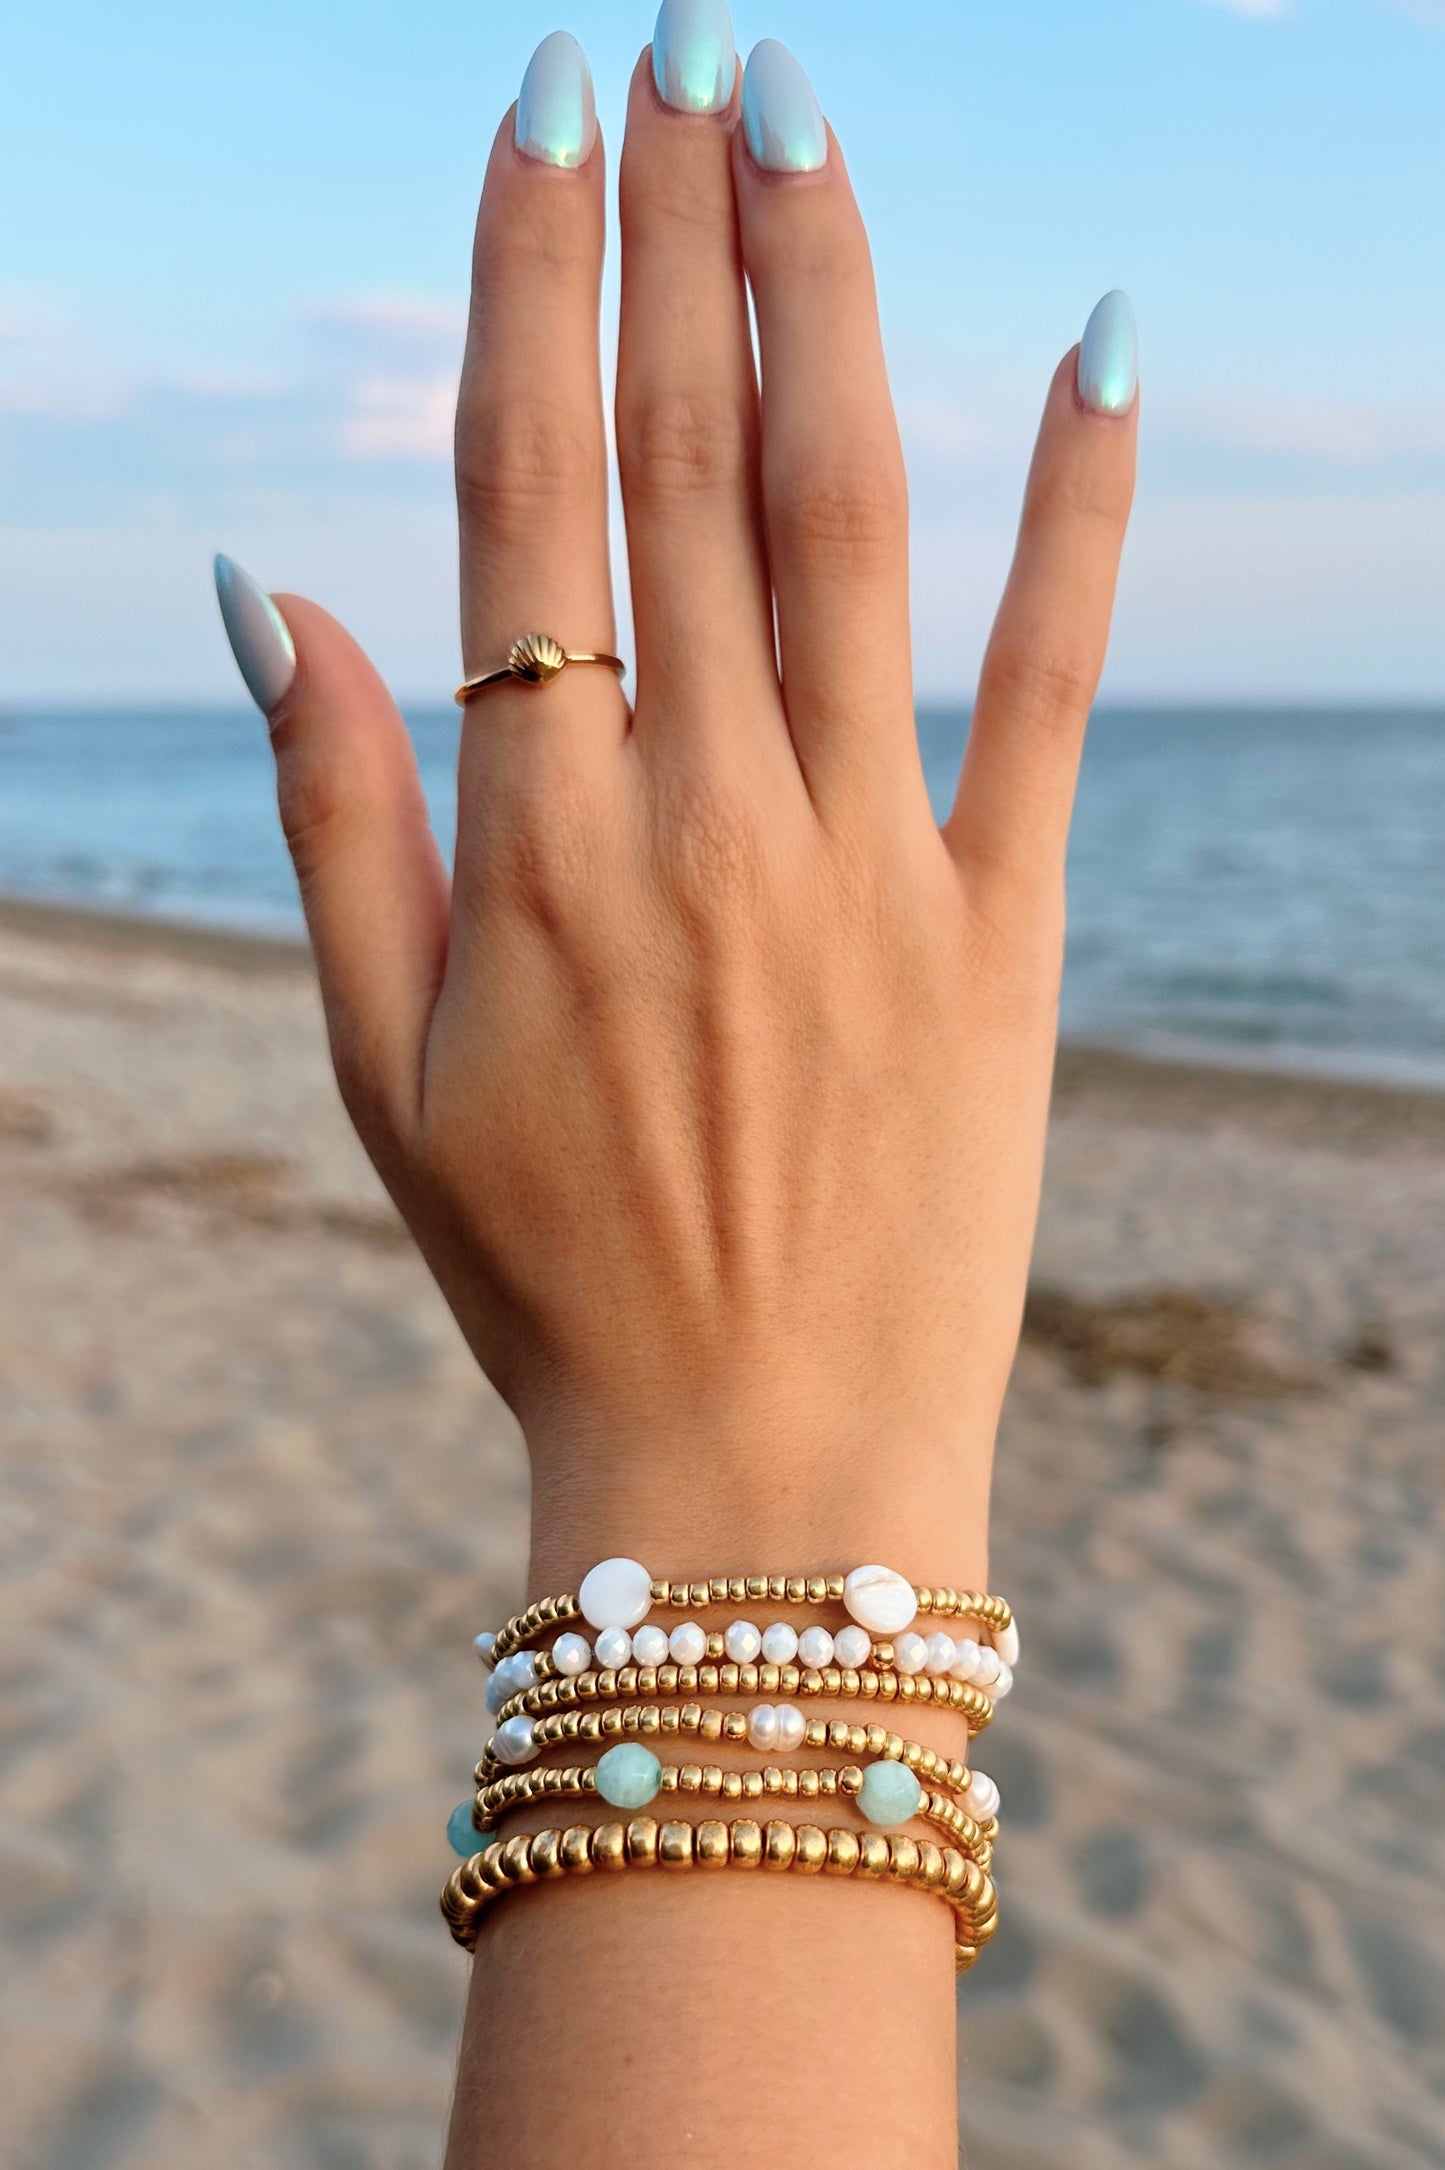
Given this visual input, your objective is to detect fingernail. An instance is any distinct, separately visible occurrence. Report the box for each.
[214,554,296,715]
[516,30,597,168]
[742,40,827,174]
[652,0,735,115]
[1077,290,1138,417]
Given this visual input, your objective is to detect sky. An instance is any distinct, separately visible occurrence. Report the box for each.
[2,0,1444,703]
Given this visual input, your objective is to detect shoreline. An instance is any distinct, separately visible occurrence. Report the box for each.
[5,890,1444,1130]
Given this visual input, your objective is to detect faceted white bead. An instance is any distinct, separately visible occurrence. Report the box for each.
[949,1639,983,1683]
[491,1650,536,1703]
[669,1621,707,1666]
[473,1631,497,1663]
[775,1702,806,1753]
[842,1564,918,1636]
[797,1626,835,1670]
[996,1618,1021,1669]
[924,1631,956,1676]
[747,1704,780,1751]
[990,1660,1014,1701]
[578,1557,654,1632]
[485,1670,508,1715]
[966,1770,1000,1822]
[970,1646,1003,1690]
[761,1622,799,1666]
[493,1716,537,1766]
[630,1624,670,1668]
[593,1627,633,1671]
[833,1625,872,1670]
[892,1631,928,1675]
[724,1619,763,1664]
[552,1631,592,1677]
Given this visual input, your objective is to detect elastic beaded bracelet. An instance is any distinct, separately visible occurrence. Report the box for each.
[490,1662,995,1747]
[471,1753,998,1854]
[484,1560,1017,1668]
[440,1818,999,1973]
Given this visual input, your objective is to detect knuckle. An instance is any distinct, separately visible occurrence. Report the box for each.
[653,771,766,920]
[455,395,601,532]
[270,727,346,888]
[982,641,1099,734]
[769,452,908,578]
[618,388,751,507]
[481,780,608,934]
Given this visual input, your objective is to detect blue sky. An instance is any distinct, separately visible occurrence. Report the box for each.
[3,0,1443,701]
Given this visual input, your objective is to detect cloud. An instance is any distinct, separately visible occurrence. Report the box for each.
[1175,393,1445,469]
[1196,0,1289,15]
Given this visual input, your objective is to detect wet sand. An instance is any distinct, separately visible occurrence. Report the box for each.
[1,899,1442,2169]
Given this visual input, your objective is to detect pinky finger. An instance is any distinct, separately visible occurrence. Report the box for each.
[944,291,1138,893]
[215,556,450,1151]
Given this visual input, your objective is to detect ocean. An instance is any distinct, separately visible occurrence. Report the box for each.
[2,703,1442,1085]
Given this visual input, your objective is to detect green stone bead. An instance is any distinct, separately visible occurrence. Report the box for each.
[596,1743,662,1810]
[447,1800,482,1857]
[858,1760,923,1829]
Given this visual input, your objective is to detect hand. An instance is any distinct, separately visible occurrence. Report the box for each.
[219,34,1137,1594]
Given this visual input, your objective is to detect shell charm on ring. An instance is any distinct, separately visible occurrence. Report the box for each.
[509,632,568,685]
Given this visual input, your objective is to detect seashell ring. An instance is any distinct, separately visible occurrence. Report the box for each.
[454,632,626,706]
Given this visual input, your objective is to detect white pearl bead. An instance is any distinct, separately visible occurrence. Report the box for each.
[669,1621,707,1666]
[996,1618,1021,1669]
[949,1639,983,1683]
[797,1626,835,1670]
[493,1716,537,1766]
[593,1626,633,1670]
[991,1659,1014,1700]
[473,1631,496,1663]
[892,1631,928,1675]
[970,1646,1003,1690]
[747,1704,780,1751]
[630,1624,670,1668]
[833,1625,871,1669]
[924,1631,956,1676]
[761,1622,798,1665]
[578,1557,654,1632]
[774,1702,806,1752]
[842,1564,918,1637]
[552,1632,592,1677]
[967,1770,1000,1822]
[724,1619,762,1664]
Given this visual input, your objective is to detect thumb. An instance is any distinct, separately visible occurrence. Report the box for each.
[214,555,449,1151]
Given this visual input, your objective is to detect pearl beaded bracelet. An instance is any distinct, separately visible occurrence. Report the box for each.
[481,1559,1018,1670]
[440,1817,999,1973]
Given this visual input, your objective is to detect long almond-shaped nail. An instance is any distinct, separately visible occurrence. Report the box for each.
[516,30,597,167]
[214,555,296,715]
[741,40,827,173]
[1077,290,1138,417]
[653,0,735,115]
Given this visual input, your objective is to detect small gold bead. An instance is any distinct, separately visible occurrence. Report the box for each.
[806,1576,827,1605]
[724,1713,747,1742]
[873,1641,894,1669]
[697,1820,730,1866]
[705,1634,725,1661]
[731,1820,764,1868]
[767,1575,786,1602]
[720,1663,740,1694]
[825,1575,845,1602]
[888,1836,921,1882]
[701,1711,724,1742]
[799,1769,821,1799]
[764,1821,797,1870]
[865,1724,887,1756]
[742,1771,764,1801]
[639,1708,660,1737]
[669,1582,689,1608]
[763,1767,784,1794]
[659,1707,681,1735]
[916,1841,946,1891]
[659,1821,694,1867]
[499,1836,534,1885]
[916,1587,933,1615]
[857,1833,890,1881]
[678,1764,702,1794]
[709,1578,729,1603]
[650,1579,668,1603]
[591,1824,627,1870]
[807,1721,828,1751]
[884,1732,904,1762]
[701,1764,723,1792]
[785,1577,806,1605]
[826,1830,861,1875]
[839,1765,864,1795]
[659,1767,679,1793]
[942,1848,968,1897]
[722,1771,743,1801]
[746,1576,767,1601]
[794,1825,828,1873]
[658,1664,680,1695]
[626,1819,660,1866]
[821,1666,842,1696]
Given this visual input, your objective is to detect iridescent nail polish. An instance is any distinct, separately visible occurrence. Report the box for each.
[652,0,735,115]
[214,555,296,715]
[741,39,827,174]
[1077,290,1138,417]
[515,30,597,168]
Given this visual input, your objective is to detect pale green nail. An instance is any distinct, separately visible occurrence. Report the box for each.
[515,30,597,168]
[653,0,735,115]
[742,40,827,174]
[214,554,296,716]
[1077,290,1138,417]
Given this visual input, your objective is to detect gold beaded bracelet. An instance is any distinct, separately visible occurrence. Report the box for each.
[441,1817,999,1974]
[472,1758,998,1854]
[489,1567,1014,1665]
[490,1663,995,1747]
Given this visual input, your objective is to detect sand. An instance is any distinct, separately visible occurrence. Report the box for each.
[0,899,1441,2170]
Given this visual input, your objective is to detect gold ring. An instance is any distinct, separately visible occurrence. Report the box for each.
[454,632,626,706]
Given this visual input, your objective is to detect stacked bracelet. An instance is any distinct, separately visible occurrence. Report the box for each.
[441,1818,1000,1973]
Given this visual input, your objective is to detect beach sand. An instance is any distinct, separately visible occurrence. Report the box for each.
[1,899,1442,2170]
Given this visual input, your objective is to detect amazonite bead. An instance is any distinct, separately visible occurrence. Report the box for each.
[596,1743,663,1809]
[858,1760,923,1829]
[447,1801,481,1857]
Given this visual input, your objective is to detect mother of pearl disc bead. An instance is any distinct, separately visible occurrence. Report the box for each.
[832,1625,871,1669]
[996,1617,1021,1669]
[595,1742,663,1809]
[843,1564,918,1637]
[858,1760,924,1829]
[630,1624,670,1668]
[578,1557,654,1632]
